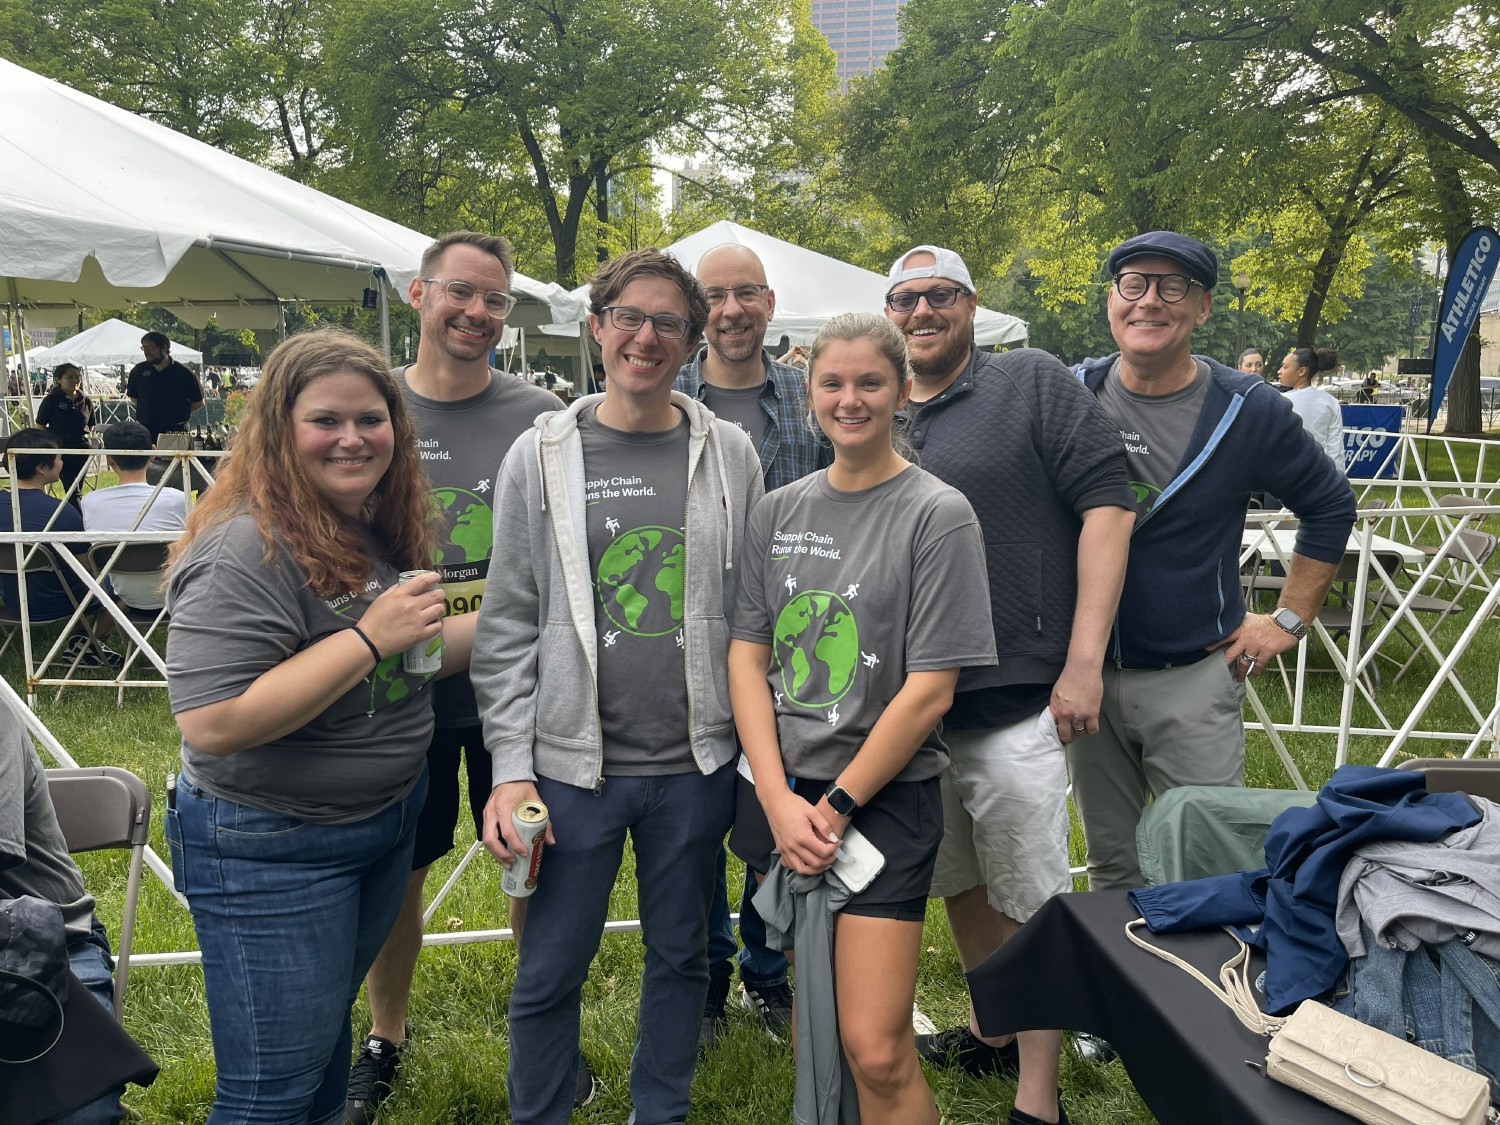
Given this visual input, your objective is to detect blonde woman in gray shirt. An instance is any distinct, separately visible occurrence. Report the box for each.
[729,313,996,1124]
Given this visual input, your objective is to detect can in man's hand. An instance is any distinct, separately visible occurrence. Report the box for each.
[397,570,444,674]
[501,800,549,898]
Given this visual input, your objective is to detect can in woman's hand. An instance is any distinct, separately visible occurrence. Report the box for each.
[396,570,444,674]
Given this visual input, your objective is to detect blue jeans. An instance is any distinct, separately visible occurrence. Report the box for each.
[508,765,735,1125]
[707,848,788,988]
[1333,922,1500,1097]
[166,771,428,1125]
[50,922,124,1125]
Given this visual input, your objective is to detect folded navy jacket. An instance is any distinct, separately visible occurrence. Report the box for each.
[1129,765,1479,1014]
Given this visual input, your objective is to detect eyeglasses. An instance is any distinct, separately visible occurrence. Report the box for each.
[420,278,517,319]
[704,284,770,307]
[1112,272,1201,303]
[884,286,969,314]
[599,306,694,340]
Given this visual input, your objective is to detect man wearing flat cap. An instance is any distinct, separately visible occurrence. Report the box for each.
[1074,231,1355,891]
[885,245,1134,1125]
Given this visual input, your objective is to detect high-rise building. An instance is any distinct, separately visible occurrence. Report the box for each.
[809,0,906,88]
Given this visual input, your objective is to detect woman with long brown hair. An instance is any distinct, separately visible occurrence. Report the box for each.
[163,328,474,1124]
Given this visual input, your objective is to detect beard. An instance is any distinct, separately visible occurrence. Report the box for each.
[908,326,973,382]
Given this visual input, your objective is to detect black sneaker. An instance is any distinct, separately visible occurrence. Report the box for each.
[63,635,104,669]
[1072,1031,1118,1065]
[739,979,794,1039]
[573,1054,598,1109]
[915,1026,1021,1078]
[700,961,733,1051]
[346,1032,403,1124]
[1008,1098,1070,1125]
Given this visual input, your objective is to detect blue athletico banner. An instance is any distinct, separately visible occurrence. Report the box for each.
[1341,405,1403,479]
[1429,226,1500,428]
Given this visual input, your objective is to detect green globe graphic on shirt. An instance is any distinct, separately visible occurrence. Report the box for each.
[597,525,685,637]
[774,591,859,707]
[431,487,492,563]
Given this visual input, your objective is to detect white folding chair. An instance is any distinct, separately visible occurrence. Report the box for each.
[44,767,151,1022]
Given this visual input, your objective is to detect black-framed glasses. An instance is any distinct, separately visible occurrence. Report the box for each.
[704,284,770,307]
[1113,272,1201,303]
[599,306,694,340]
[420,278,517,319]
[884,285,969,314]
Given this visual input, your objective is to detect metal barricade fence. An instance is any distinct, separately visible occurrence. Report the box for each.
[8,443,1498,960]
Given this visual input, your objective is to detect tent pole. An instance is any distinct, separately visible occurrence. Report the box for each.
[578,332,594,394]
[377,271,391,363]
[12,302,35,425]
[0,305,11,435]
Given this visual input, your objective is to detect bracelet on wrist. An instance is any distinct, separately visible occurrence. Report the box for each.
[350,625,383,670]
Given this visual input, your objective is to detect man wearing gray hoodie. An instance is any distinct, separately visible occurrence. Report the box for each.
[473,249,764,1125]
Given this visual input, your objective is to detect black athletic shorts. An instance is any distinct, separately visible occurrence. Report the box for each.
[411,726,491,871]
[729,772,942,922]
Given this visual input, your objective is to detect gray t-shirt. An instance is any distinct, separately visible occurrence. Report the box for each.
[166,513,437,823]
[399,367,561,728]
[732,466,996,782]
[702,383,768,451]
[0,713,95,940]
[579,407,694,775]
[1096,359,1210,516]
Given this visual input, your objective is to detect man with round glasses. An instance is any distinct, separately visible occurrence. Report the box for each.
[347,231,562,1123]
[885,245,1134,1125]
[675,243,829,1048]
[1073,231,1354,892]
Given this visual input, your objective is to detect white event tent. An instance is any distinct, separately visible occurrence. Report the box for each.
[35,318,202,367]
[536,221,1028,355]
[0,58,583,382]
[659,221,1028,347]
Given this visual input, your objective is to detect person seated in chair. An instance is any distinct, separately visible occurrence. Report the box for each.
[81,421,185,613]
[0,430,118,668]
[0,706,129,1123]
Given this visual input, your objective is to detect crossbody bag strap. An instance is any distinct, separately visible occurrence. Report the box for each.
[1125,917,1284,1036]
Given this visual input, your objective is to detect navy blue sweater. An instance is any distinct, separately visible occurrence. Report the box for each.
[1079,354,1356,667]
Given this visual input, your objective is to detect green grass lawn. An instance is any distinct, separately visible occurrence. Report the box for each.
[17,515,1499,1125]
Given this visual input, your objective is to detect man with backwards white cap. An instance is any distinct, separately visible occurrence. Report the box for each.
[884,245,1135,1125]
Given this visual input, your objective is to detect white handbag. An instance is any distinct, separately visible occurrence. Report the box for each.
[1125,918,1498,1125]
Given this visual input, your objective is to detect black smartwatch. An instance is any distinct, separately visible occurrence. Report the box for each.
[824,783,858,817]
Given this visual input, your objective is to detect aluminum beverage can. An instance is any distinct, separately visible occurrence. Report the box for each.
[501,800,549,898]
[396,570,443,674]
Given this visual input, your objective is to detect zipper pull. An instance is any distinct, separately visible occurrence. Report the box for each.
[593,777,606,795]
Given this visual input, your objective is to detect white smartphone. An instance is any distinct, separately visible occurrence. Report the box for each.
[830,824,885,893]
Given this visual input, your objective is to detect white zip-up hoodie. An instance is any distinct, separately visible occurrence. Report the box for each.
[473,391,764,791]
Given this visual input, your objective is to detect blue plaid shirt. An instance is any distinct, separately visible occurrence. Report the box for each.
[676,349,830,492]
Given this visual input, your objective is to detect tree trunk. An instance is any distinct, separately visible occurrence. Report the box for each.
[595,169,610,265]
[1424,138,1484,434]
[1296,223,1353,347]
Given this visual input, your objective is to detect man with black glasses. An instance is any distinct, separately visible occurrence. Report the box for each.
[675,243,828,1047]
[885,246,1133,1125]
[1073,231,1353,892]
[475,249,762,1125]
[347,231,562,1123]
